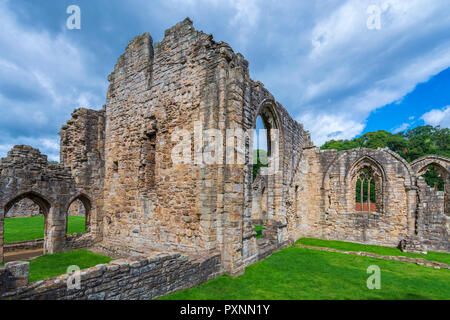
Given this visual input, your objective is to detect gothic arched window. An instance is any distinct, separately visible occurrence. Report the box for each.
[355,167,377,212]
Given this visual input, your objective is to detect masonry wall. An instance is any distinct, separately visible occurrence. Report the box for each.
[99,19,313,275]
[0,146,81,263]
[415,177,449,252]
[60,107,106,237]
[292,148,418,248]
[1,252,222,300]
[286,147,324,241]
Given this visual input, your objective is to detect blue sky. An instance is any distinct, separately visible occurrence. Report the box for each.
[0,0,449,161]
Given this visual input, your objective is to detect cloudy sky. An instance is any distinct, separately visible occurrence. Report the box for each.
[1,0,450,161]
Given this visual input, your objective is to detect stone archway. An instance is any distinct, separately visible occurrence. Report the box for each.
[410,156,450,251]
[66,194,92,234]
[0,146,78,263]
[347,156,386,214]
[2,192,51,261]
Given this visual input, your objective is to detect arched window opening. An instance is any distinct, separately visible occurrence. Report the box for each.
[66,196,91,235]
[4,198,45,243]
[253,115,269,180]
[3,192,50,261]
[421,165,445,191]
[355,167,377,212]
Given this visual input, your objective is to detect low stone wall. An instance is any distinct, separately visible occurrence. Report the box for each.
[0,261,30,295]
[63,233,96,251]
[1,251,222,300]
[4,239,44,253]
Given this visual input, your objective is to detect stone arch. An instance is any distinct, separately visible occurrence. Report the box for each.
[2,192,52,261]
[411,155,450,177]
[4,191,51,217]
[251,99,284,221]
[252,99,284,158]
[411,155,450,249]
[65,194,92,234]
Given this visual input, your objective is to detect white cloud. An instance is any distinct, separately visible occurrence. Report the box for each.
[1,0,450,155]
[391,122,410,134]
[0,1,107,160]
[251,0,450,145]
[298,113,365,145]
[421,105,450,128]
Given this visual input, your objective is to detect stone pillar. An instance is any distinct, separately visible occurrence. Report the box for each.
[4,261,29,290]
[45,206,66,254]
[221,60,247,277]
[406,187,418,236]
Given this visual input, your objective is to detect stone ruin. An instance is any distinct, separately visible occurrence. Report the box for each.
[0,19,448,289]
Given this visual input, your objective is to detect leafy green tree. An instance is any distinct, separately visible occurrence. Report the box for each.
[253,149,268,181]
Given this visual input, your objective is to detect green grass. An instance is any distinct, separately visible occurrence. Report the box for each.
[254,225,263,239]
[27,250,113,283]
[4,216,86,243]
[296,238,450,265]
[66,216,87,235]
[161,246,450,300]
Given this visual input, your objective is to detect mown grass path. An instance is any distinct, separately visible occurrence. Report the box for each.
[296,238,450,265]
[161,246,450,300]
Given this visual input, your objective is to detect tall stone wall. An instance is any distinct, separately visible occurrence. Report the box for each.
[415,177,449,252]
[60,107,105,237]
[99,18,312,275]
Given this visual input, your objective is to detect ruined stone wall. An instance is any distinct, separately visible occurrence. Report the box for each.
[293,148,417,248]
[415,177,449,252]
[408,156,450,252]
[99,19,312,275]
[60,108,105,236]
[0,146,82,263]
[2,19,447,282]
[1,252,222,300]
[5,198,41,218]
[286,147,324,241]
[101,20,211,256]
[294,148,449,252]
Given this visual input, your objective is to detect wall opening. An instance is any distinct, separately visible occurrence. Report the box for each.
[355,167,377,212]
[67,196,90,235]
[253,115,269,181]
[421,165,445,191]
[3,192,50,261]
[140,131,157,191]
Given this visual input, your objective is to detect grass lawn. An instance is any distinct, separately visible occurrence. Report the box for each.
[297,238,450,265]
[161,246,450,300]
[254,225,263,239]
[27,249,113,282]
[4,216,86,243]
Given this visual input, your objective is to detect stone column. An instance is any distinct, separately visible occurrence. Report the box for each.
[45,206,66,254]
[221,59,247,277]
[406,187,418,236]
[4,261,29,290]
